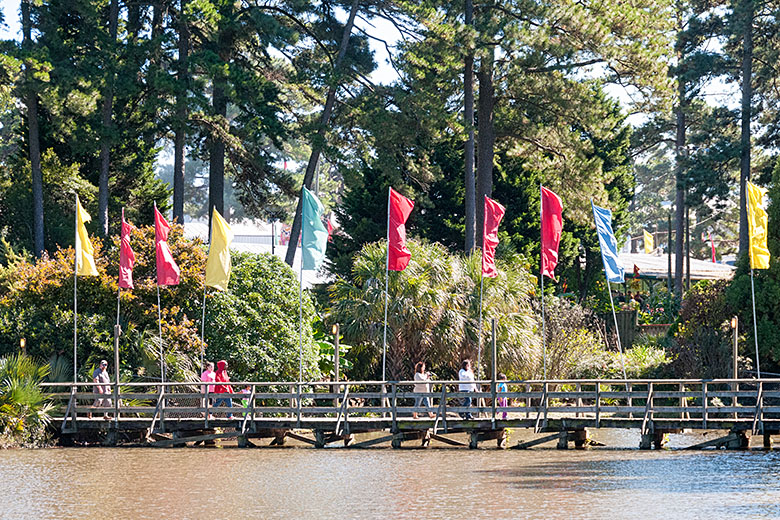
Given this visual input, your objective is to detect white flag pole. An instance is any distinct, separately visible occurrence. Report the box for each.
[201,288,207,372]
[746,193,761,379]
[154,202,165,384]
[540,183,547,380]
[299,197,305,384]
[606,280,627,381]
[592,200,627,383]
[116,209,122,331]
[73,195,79,384]
[750,268,761,378]
[477,264,484,380]
[201,214,211,372]
[382,187,391,383]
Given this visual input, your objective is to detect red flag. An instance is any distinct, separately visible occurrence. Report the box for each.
[327,214,334,242]
[709,231,716,263]
[388,187,414,271]
[154,206,180,286]
[119,208,136,289]
[482,195,506,278]
[541,186,563,280]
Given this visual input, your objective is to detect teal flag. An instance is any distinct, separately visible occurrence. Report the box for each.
[301,187,328,271]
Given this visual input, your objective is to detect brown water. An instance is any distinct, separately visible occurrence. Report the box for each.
[3,432,780,519]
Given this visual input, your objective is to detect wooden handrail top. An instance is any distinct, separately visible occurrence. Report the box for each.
[39,377,775,389]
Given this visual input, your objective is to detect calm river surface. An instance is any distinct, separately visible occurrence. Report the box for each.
[3,432,780,519]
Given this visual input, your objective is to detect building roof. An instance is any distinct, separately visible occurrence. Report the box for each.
[619,252,735,281]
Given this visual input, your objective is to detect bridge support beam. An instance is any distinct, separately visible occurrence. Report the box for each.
[556,430,587,450]
[470,429,507,449]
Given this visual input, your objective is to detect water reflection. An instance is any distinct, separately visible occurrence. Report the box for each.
[2,445,780,519]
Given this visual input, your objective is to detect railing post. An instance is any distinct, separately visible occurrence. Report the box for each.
[595,381,600,427]
[525,383,531,418]
[113,324,121,426]
[391,382,398,433]
[205,386,210,428]
[251,384,256,431]
[160,385,167,433]
[628,381,633,419]
[575,382,581,418]
[734,381,739,420]
[702,382,708,429]
[296,382,302,427]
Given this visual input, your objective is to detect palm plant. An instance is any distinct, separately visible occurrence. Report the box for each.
[330,240,542,380]
[0,353,53,446]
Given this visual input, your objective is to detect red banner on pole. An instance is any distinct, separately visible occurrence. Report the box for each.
[541,186,563,280]
[119,208,135,289]
[482,196,506,278]
[154,206,180,286]
[388,187,414,271]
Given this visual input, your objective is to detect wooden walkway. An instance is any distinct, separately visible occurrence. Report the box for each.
[43,378,780,450]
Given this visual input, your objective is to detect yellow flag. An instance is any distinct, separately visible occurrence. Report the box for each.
[75,195,98,276]
[747,181,770,269]
[643,230,654,255]
[205,208,234,291]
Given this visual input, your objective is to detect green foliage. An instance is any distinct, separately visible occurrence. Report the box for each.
[637,283,679,325]
[0,224,318,383]
[0,353,53,448]
[674,279,733,378]
[204,251,321,382]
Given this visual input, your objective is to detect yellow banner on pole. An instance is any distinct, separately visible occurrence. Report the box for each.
[205,207,234,291]
[643,229,654,255]
[76,195,98,276]
[747,181,770,270]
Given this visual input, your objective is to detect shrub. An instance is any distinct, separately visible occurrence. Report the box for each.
[0,225,320,383]
[672,280,733,378]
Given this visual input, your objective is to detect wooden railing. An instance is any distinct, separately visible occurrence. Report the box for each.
[42,378,780,434]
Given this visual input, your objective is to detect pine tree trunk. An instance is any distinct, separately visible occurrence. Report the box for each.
[674,68,686,297]
[284,0,360,267]
[21,0,44,256]
[209,81,226,221]
[463,0,476,253]
[738,0,754,255]
[98,0,119,236]
[476,45,495,249]
[173,0,189,224]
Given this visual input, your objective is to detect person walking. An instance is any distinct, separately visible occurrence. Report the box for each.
[497,372,508,420]
[200,361,216,415]
[458,359,476,420]
[214,360,234,418]
[413,361,435,419]
[90,360,112,420]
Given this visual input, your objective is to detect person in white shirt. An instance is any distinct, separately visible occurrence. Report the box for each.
[413,361,435,419]
[458,359,476,420]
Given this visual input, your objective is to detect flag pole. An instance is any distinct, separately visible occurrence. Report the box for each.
[200,287,206,372]
[382,187,391,383]
[540,183,547,380]
[154,202,165,384]
[116,207,123,330]
[746,191,761,379]
[606,280,627,381]
[477,263,484,379]
[157,285,164,383]
[73,195,78,384]
[299,213,305,384]
[201,214,211,373]
[750,268,761,378]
